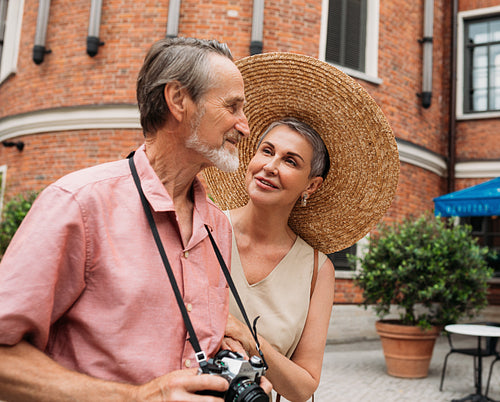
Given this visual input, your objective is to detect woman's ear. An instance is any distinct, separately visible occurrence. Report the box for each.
[164,81,188,122]
[306,176,323,196]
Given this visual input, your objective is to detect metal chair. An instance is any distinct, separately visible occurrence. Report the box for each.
[485,335,500,399]
[440,322,500,392]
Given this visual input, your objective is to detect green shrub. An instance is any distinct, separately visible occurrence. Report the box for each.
[0,192,38,259]
[351,213,494,329]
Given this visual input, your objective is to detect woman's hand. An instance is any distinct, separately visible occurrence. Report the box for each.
[220,337,248,358]
[224,314,257,357]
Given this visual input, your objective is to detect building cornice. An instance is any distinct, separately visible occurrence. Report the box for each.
[455,161,500,178]
[0,105,141,141]
[1,105,499,179]
[396,139,447,177]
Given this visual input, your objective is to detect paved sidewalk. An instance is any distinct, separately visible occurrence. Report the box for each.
[313,334,500,402]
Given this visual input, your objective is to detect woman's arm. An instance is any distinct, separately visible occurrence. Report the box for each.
[224,258,335,402]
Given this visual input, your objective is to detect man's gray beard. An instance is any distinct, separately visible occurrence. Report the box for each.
[185,108,240,173]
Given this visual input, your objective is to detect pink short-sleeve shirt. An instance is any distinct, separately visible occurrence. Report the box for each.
[0,146,231,384]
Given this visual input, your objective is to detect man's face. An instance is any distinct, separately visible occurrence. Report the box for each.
[185,55,249,172]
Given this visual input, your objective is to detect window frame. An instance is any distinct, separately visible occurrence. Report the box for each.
[0,165,6,216]
[319,0,381,85]
[0,0,24,84]
[457,6,500,120]
[328,236,368,279]
[460,216,500,278]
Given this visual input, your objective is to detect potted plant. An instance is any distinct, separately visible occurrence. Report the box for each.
[351,213,494,378]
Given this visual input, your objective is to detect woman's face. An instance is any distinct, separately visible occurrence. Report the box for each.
[245,125,322,209]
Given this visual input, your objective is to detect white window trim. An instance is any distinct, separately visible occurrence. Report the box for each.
[319,0,381,85]
[0,165,6,215]
[456,5,500,120]
[0,0,24,84]
[335,236,369,279]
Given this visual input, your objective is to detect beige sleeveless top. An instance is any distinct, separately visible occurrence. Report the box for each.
[225,211,328,358]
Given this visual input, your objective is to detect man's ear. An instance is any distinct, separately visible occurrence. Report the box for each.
[164,81,188,122]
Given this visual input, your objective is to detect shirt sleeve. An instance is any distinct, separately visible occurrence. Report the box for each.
[0,185,87,350]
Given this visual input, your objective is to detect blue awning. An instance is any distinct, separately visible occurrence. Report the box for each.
[434,177,500,217]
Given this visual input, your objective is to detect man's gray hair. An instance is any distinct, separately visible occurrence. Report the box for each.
[258,118,330,179]
[136,37,233,136]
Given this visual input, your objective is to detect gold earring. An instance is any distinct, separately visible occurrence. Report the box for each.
[301,193,308,207]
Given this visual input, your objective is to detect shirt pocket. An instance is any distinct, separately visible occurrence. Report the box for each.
[208,285,229,341]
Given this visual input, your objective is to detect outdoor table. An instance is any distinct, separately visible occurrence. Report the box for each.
[445,324,500,402]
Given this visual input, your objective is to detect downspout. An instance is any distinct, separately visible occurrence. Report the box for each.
[448,0,458,193]
[87,0,105,57]
[250,0,264,55]
[419,0,434,108]
[32,0,51,64]
[166,0,181,38]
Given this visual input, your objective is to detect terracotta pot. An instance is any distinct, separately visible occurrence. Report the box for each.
[375,320,441,378]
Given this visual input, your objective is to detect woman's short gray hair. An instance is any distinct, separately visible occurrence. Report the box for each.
[258,118,330,179]
[136,37,233,136]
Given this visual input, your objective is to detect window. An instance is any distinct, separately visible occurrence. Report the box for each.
[0,0,24,84]
[325,0,366,71]
[0,0,8,65]
[328,244,357,271]
[457,6,500,118]
[0,165,6,215]
[320,0,380,83]
[464,16,500,113]
[461,216,500,277]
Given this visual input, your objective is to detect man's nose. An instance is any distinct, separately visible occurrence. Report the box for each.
[235,113,250,138]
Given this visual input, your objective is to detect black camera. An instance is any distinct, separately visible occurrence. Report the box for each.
[197,350,269,402]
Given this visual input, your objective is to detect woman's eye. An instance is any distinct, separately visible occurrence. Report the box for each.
[286,158,297,166]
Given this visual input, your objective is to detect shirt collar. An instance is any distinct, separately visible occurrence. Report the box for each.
[133,145,211,222]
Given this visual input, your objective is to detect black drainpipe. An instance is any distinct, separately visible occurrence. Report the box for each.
[448,0,458,193]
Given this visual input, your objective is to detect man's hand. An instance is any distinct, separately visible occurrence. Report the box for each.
[134,368,228,401]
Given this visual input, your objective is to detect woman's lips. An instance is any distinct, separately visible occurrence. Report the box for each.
[255,176,278,189]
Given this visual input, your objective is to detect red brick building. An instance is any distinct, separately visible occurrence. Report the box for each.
[1,1,499,317]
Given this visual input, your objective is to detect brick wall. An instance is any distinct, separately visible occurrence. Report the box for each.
[0,130,144,198]
[1,0,498,306]
[0,0,165,117]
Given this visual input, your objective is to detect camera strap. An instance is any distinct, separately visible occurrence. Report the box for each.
[128,156,267,373]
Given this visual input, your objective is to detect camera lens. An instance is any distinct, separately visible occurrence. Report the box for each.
[226,378,268,402]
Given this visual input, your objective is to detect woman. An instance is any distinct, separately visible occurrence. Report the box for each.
[223,118,335,402]
[204,52,400,401]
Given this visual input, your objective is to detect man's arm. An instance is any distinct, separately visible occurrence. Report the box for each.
[0,341,228,402]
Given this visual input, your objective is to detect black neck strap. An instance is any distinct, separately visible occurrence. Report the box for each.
[128,156,267,371]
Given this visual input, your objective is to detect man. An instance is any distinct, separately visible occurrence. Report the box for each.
[0,37,262,400]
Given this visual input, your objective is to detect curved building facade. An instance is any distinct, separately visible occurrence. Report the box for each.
[1,0,499,311]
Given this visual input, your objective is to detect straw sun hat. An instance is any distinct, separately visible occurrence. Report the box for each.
[203,52,400,254]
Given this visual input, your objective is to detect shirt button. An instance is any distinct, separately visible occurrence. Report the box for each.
[185,359,191,368]
[184,251,189,258]
[186,303,193,312]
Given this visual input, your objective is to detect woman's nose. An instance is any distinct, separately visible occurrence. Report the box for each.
[263,159,279,174]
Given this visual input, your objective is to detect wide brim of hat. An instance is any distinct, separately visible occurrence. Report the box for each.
[203,52,400,254]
